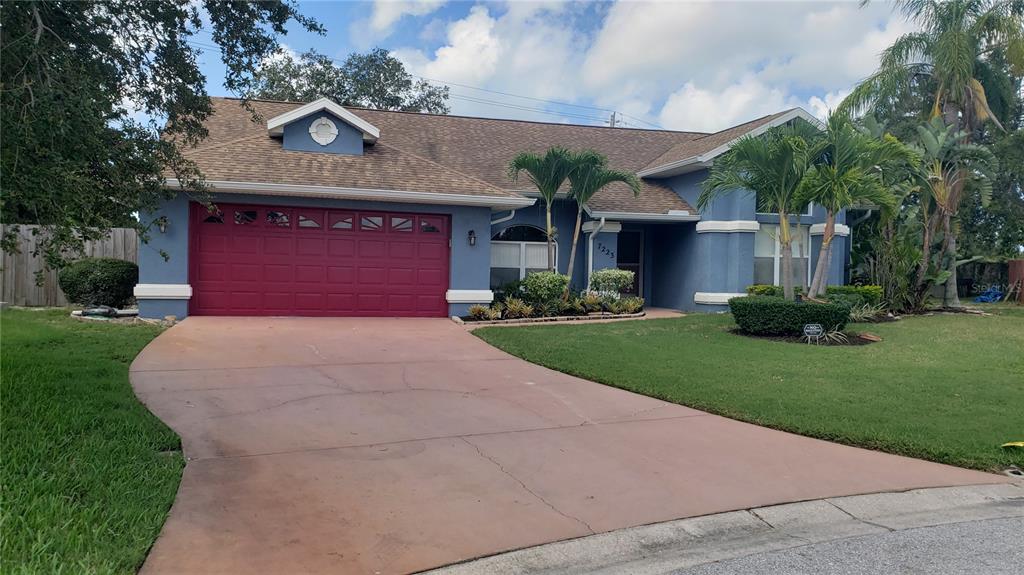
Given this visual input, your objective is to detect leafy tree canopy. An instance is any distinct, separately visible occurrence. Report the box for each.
[249,47,450,114]
[0,0,320,267]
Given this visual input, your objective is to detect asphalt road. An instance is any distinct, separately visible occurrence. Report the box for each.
[673,517,1024,575]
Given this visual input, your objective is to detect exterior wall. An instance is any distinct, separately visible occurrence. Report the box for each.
[136,192,492,318]
[281,111,364,155]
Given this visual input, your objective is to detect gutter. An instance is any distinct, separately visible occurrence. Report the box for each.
[586,209,701,222]
[490,209,516,226]
[164,179,536,210]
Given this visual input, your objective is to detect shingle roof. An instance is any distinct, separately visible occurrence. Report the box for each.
[185,98,799,215]
[640,110,798,174]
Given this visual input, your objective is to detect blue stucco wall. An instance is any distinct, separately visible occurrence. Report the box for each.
[665,170,753,220]
[281,111,364,155]
[137,192,492,318]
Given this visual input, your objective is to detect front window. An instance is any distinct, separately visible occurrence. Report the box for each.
[754,224,810,287]
[490,225,554,288]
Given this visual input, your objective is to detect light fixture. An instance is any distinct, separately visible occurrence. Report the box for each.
[467,229,476,246]
[155,216,169,234]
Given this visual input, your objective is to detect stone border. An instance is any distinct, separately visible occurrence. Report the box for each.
[452,311,646,326]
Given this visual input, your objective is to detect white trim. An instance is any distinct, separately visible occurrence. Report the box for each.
[586,209,700,222]
[696,220,760,233]
[694,292,746,305]
[809,223,850,237]
[638,108,824,178]
[267,97,380,142]
[164,179,536,211]
[134,284,192,300]
[491,240,557,283]
[446,289,494,304]
[757,202,814,217]
[582,220,622,234]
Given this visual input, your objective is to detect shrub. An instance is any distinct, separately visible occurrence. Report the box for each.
[848,303,886,323]
[728,296,849,336]
[534,300,561,318]
[826,285,883,306]
[503,297,534,319]
[746,284,804,297]
[467,305,500,321]
[581,292,603,312]
[589,269,634,295]
[826,293,866,310]
[521,271,570,304]
[493,279,524,303]
[58,258,138,308]
[558,297,586,316]
[617,296,645,314]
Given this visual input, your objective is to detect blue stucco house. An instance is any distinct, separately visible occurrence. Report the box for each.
[136,97,849,319]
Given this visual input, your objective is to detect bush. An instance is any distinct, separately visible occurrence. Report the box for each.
[581,292,603,312]
[558,297,586,316]
[493,279,524,303]
[503,297,534,319]
[614,297,645,314]
[467,305,500,321]
[58,258,138,308]
[521,271,569,304]
[826,293,865,310]
[589,269,634,295]
[746,284,804,297]
[826,285,883,306]
[728,296,849,336]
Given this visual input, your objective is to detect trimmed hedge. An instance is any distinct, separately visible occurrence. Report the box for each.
[521,271,569,304]
[58,258,138,308]
[826,285,882,306]
[729,296,849,336]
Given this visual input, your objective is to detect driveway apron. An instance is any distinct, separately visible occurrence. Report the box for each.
[132,317,1006,575]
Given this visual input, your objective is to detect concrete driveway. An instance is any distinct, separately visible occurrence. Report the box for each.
[132,317,1005,575]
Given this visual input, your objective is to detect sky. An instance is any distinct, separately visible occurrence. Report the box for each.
[192,0,917,133]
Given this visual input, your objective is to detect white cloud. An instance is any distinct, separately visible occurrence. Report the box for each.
[370,0,446,34]
[659,77,796,132]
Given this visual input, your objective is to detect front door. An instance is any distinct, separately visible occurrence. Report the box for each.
[617,230,643,297]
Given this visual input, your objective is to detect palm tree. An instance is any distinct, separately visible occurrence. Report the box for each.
[797,114,910,298]
[912,117,997,307]
[698,123,820,299]
[564,150,642,296]
[508,147,575,271]
[840,0,1023,136]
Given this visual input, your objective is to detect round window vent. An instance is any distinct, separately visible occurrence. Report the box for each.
[309,116,339,146]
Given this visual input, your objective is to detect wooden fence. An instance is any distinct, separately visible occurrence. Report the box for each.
[0,225,138,307]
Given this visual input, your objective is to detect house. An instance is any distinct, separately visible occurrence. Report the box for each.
[135,97,849,319]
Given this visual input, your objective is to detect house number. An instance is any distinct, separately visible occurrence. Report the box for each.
[597,242,615,259]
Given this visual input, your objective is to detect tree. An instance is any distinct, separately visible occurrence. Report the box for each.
[250,48,450,113]
[564,151,642,296]
[0,0,320,268]
[912,117,998,307]
[698,123,820,299]
[508,147,576,272]
[840,0,1024,137]
[797,114,910,298]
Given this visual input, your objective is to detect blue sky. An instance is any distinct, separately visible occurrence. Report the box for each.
[192,1,916,132]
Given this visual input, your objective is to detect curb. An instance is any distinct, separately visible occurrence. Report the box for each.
[424,482,1024,575]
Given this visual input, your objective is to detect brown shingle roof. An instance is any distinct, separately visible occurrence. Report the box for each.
[640,109,798,174]
[186,98,794,215]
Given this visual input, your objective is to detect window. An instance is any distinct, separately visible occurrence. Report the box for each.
[490,226,554,288]
[266,210,290,227]
[754,224,811,287]
[203,211,224,224]
[328,212,354,230]
[419,216,443,233]
[390,216,413,232]
[234,210,257,225]
[360,215,383,231]
[298,213,322,228]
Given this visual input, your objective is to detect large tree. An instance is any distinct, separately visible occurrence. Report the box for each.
[0,0,319,267]
[250,48,450,113]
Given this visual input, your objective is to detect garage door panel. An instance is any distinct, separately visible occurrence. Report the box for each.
[190,203,450,316]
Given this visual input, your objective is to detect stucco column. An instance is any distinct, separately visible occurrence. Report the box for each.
[692,220,758,308]
[136,192,192,319]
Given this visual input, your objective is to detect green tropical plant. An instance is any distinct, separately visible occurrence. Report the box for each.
[840,0,1024,136]
[502,297,534,319]
[588,268,635,295]
[797,114,912,298]
[912,117,998,306]
[508,147,576,271]
[699,122,821,299]
[520,271,569,305]
[564,150,642,295]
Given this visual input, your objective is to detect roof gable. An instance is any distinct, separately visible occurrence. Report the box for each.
[266,97,380,143]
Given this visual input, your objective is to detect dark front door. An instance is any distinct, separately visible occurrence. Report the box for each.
[617,230,643,297]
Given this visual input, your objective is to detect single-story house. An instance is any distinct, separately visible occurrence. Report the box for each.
[136,97,849,319]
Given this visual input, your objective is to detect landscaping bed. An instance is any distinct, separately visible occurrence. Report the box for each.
[475,307,1024,472]
[0,308,183,574]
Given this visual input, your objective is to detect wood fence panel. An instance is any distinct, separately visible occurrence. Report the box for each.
[0,225,139,307]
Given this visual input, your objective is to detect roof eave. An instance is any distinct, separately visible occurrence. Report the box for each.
[164,179,536,211]
[584,205,701,222]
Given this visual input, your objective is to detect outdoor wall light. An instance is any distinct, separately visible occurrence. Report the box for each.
[468,229,476,246]
[155,216,169,234]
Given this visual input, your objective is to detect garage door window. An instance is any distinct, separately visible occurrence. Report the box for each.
[420,216,443,233]
[266,210,290,228]
[361,215,383,231]
[298,213,322,228]
[329,212,354,230]
[391,216,413,232]
[235,210,257,225]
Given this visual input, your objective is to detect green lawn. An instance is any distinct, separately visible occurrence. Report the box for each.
[1,309,183,575]
[476,304,1024,472]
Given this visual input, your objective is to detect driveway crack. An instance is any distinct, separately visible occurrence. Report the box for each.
[824,499,896,532]
[461,437,596,535]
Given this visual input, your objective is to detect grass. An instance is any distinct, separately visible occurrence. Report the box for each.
[475,303,1024,472]
[1,309,183,575]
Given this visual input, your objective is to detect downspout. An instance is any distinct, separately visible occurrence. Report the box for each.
[586,217,606,290]
[490,209,516,226]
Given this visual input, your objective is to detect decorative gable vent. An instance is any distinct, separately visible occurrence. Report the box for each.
[309,117,339,146]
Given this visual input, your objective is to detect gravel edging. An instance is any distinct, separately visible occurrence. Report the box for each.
[452,311,646,326]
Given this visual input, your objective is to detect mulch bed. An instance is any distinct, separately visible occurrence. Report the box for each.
[730,328,877,346]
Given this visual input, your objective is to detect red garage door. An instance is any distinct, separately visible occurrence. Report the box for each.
[189,202,450,317]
